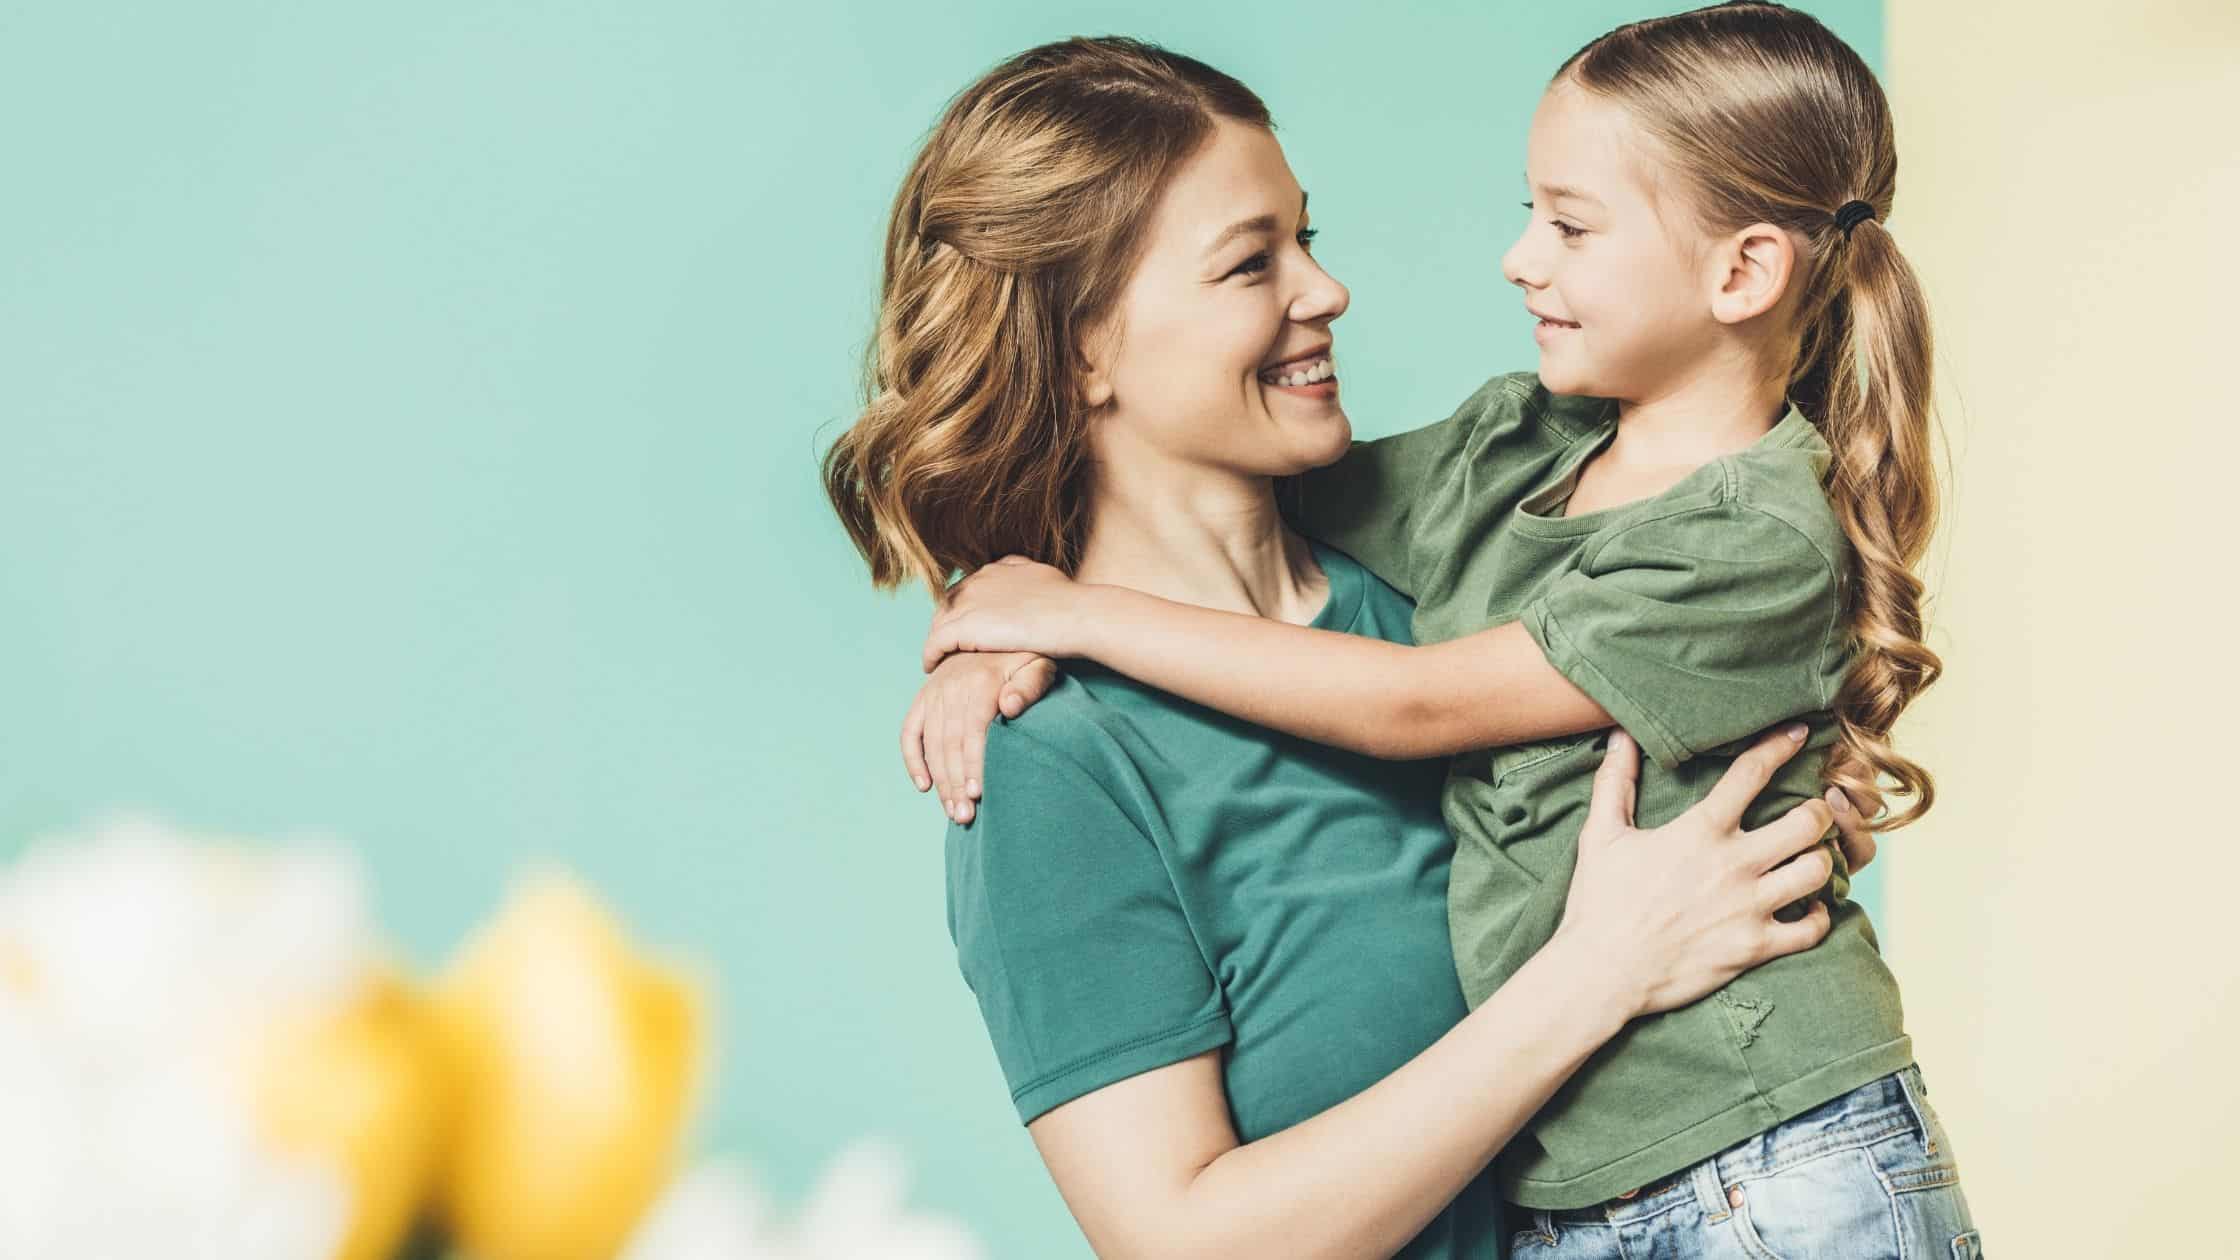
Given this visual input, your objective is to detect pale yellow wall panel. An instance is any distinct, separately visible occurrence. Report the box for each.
[1885,0,2239,1251]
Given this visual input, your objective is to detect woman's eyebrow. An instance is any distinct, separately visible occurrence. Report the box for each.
[1204,190,1310,258]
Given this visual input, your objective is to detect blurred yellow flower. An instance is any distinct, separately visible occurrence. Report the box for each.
[428,871,707,1260]
[256,967,450,1260]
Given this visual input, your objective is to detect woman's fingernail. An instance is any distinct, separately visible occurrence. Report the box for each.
[1787,723,1808,742]
[914,776,930,792]
[966,778,980,797]
[1826,788,1852,814]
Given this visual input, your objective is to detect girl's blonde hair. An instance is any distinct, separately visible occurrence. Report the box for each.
[1560,1,1945,829]
[823,37,1271,600]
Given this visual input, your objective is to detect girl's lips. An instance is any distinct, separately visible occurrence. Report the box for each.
[1533,318,1578,347]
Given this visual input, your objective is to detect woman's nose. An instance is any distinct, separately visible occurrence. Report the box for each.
[1293,266,1349,323]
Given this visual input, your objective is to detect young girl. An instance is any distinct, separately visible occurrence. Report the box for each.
[905,3,1977,1255]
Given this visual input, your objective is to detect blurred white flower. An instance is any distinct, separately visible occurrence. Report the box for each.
[620,1142,983,1260]
[0,813,367,1260]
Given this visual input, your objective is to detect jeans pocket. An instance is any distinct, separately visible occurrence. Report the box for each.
[1725,1147,1899,1260]
[1951,1230,1984,1259]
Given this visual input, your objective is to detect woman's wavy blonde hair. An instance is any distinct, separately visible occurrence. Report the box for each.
[1560,1,1946,829]
[823,37,1271,601]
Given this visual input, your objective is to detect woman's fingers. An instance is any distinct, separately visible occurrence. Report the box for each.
[1826,788,1876,872]
[1744,794,1838,874]
[1582,728,1641,840]
[1756,843,1836,915]
[1699,724,1809,825]
[900,694,932,792]
[1758,899,1832,961]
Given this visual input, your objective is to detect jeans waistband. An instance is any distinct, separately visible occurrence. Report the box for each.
[1539,1065,1927,1228]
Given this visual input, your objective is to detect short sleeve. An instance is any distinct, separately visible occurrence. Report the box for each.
[1519,500,1846,771]
[1282,376,1530,595]
[945,721,1232,1123]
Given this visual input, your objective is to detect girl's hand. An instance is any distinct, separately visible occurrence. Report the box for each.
[922,555,1093,672]
[1553,724,1842,1020]
[901,650,1060,823]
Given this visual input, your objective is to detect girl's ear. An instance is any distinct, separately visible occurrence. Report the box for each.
[1708,222,1798,326]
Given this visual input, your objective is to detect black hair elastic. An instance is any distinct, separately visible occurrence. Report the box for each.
[1833,199,1877,237]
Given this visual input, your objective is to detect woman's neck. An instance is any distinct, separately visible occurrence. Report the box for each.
[1072,463,1327,628]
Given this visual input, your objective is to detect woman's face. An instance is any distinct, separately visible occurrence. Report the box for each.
[1081,118,1352,481]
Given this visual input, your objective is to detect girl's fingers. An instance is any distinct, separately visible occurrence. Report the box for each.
[925,694,953,818]
[901,694,932,792]
[944,693,973,824]
[963,693,993,803]
[998,656,1059,719]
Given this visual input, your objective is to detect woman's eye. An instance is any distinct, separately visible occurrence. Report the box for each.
[1229,227,1319,280]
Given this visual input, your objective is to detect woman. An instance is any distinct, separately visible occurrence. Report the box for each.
[823,37,1873,1258]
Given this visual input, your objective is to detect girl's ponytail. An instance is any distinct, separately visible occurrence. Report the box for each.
[1803,211,1945,828]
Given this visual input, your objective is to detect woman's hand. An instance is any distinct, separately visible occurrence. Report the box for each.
[1826,786,1876,873]
[922,555,1096,672]
[901,649,1060,823]
[1550,724,1848,1021]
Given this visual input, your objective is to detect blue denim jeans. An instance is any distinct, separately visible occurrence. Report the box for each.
[1508,1065,1981,1259]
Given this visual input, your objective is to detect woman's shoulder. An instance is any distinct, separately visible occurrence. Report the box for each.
[973,675,1148,812]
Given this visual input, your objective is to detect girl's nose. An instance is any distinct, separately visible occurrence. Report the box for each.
[1500,230,1542,290]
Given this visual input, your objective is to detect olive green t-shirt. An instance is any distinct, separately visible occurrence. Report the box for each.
[946,542,1503,1258]
[1291,372,1913,1210]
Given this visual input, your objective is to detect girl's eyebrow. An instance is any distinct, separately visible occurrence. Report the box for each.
[1527,179,1605,208]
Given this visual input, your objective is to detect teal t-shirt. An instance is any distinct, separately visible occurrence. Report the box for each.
[1291,372,1912,1210]
[945,541,1502,1259]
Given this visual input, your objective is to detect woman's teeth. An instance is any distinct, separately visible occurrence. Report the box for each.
[1260,357,1334,387]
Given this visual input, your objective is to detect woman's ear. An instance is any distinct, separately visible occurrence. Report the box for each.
[1708,222,1798,326]
[1075,322,1118,409]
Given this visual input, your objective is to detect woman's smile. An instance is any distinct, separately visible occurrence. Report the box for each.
[1257,350,1339,399]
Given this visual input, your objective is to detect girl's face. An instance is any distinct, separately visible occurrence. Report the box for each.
[1081,118,1352,481]
[1501,78,1722,400]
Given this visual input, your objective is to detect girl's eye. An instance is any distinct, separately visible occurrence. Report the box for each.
[1228,228,1320,279]
[1520,201,1585,240]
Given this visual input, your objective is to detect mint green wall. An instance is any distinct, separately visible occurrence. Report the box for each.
[0,2,1882,1254]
